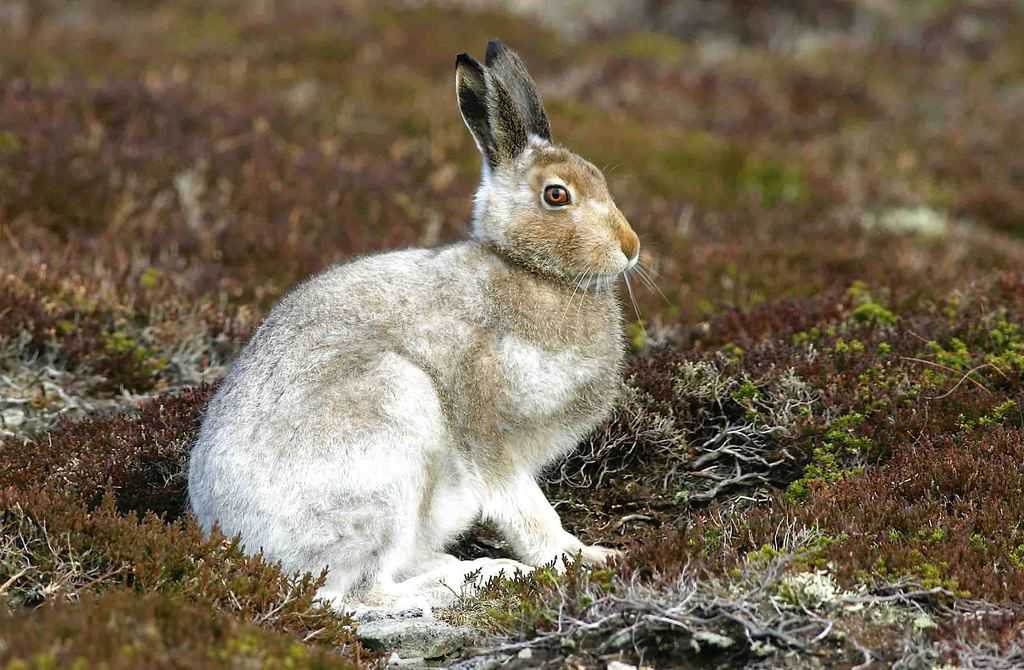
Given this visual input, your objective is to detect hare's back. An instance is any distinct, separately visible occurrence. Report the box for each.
[189,247,467,534]
[198,245,479,444]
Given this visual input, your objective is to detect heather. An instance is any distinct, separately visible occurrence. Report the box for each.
[2,1,1024,667]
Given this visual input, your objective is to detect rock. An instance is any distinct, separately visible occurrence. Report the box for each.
[606,662,655,670]
[386,652,429,668]
[1,408,25,428]
[691,630,735,650]
[358,617,479,661]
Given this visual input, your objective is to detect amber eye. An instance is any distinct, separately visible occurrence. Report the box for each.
[543,184,571,207]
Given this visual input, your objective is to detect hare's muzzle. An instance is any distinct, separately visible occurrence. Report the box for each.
[619,226,640,267]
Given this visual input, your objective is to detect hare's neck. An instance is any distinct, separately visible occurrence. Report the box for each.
[477,243,622,344]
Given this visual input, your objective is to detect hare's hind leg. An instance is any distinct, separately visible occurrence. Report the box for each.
[307,353,447,616]
[310,483,429,617]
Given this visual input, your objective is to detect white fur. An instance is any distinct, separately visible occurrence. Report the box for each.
[188,244,624,616]
[497,334,601,417]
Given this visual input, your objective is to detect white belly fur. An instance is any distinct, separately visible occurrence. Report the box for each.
[496,334,602,418]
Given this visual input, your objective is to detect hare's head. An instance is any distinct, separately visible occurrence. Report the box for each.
[456,41,639,283]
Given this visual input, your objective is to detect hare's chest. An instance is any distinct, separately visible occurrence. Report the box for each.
[494,335,615,419]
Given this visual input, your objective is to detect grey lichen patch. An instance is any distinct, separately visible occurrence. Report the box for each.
[452,551,964,669]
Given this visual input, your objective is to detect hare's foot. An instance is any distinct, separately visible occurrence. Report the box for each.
[317,583,434,621]
[576,543,623,566]
[398,556,531,606]
[521,531,622,571]
[481,473,622,569]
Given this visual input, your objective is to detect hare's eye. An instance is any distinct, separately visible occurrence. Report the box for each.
[543,184,571,207]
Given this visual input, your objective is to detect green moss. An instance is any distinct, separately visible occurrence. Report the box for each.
[968,533,989,553]
[850,301,898,326]
[966,400,1020,430]
[100,330,168,389]
[624,320,648,352]
[792,326,822,345]
[744,543,782,565]
[138,268,161,290]
[718,342,745,363]
[985,316,1024,372]
[787,414,870,501]
[928,337,971,370]
[745,533,847,573]
[905,552,963,594]
[915,527,946,544]
[833,337,865,354]
[845,282,898,327]
[740,158,807,207]
[1009,544,1024,570]
[731,380,760,403]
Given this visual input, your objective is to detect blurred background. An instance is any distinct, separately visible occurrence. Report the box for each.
[1,0,1023,384]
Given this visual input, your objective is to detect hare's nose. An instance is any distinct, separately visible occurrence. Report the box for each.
[619,227,640,263]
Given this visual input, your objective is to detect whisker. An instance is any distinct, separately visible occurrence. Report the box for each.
[637,264,671,305]
[624,271,643,324]
[576,268,594,324]
[560,269,586,327]
[635,266,658,292]
[563,264,593,335]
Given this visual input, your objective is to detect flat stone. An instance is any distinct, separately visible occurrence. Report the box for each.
[358,617,479,660]
[386,652,429,668]
[1,408,25,428]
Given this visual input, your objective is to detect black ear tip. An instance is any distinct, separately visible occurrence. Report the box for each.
[485,39,508,63]
[455,52,484,74]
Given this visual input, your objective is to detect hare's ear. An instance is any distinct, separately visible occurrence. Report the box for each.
[485,40,551,141]
[456,52,528,169]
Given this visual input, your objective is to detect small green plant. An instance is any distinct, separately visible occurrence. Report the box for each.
[787,414,870,501]
[959,400,1019,431]
[624,320,647,351]
[850,301,898,327]
[846,282,898,326]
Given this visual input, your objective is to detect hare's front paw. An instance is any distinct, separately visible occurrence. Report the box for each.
[542,538,622,571]
[578,543,623,567]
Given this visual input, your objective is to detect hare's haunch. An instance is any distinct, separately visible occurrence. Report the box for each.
[187,40,640,617]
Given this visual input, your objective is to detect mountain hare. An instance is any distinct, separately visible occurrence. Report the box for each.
[188,40,640,615]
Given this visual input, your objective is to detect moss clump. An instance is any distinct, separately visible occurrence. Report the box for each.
[850,301,898,326]
[0,488,356,645]
[984,315,1024,373]
[846,282,898,326]
[0,591,362,669]
[786,413,869,501]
